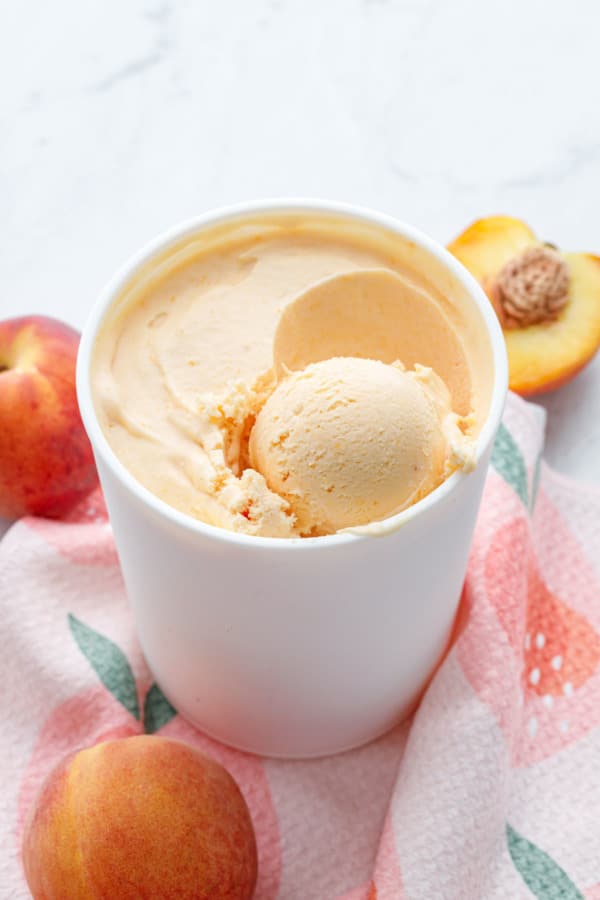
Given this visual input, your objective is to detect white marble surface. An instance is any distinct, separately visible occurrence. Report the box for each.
[2,0,599,480]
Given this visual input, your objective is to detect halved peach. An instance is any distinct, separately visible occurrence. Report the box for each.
[448,216,600,395]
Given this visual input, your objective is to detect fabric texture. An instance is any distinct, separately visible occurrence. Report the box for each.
[2,392,600,899]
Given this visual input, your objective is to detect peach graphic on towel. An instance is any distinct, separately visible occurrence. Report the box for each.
[460,513,600,765]
[524,562,600,698]
[517,568,600,763]
[24,486,118,567]
[481,515,530,655]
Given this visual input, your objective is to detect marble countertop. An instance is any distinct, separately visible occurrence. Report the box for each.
[2,0,599,480]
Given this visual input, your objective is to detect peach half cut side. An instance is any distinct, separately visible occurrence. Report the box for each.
[448,216,600,396]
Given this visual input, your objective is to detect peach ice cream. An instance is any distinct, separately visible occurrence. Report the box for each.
[91,213,489,538]
[249,357,473,535]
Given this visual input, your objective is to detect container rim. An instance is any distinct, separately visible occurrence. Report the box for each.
[76,198,508,550]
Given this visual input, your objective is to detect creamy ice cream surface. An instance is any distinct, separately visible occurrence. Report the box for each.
[249,357,473,536]
[92,212,491,537]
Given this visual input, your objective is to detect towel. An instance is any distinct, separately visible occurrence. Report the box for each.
[2,391,600,900]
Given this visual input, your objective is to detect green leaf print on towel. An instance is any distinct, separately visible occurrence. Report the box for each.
[491,423,529,508]
[143,683,177,733]
[68,613,140,721]
[507,823,583,899]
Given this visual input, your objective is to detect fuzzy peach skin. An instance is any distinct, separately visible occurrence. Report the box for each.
[22,735,258,900]
[0,316,98,518]
[448,216,600,396]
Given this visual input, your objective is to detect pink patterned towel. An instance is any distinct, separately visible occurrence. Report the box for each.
[2,391,600,900]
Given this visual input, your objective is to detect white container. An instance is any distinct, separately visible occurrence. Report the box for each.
[77,200,508,758]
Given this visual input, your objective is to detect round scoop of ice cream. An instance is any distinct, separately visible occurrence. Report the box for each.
[248,357,451,536]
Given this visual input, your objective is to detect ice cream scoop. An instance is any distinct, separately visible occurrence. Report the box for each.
[248,356,458,535]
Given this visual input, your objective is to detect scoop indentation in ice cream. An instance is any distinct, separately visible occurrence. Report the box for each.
[274,269,414,375]
[272,269,471,419]
[248,356,466,536]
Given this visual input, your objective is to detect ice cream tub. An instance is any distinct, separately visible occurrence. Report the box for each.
[77,200,508,758]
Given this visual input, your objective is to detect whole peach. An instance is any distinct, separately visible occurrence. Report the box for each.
[0,315,97,519]
[22,735,258,900]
